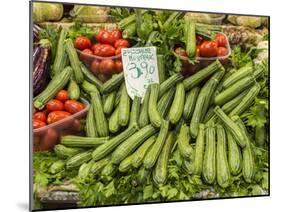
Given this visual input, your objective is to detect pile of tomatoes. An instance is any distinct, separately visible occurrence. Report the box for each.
[33,90,85,129]
[175,33,229,58]
[75,29,130,82]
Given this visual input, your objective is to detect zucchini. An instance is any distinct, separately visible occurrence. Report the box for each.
[131,135,156,168]
[109,107,121,133]
[118,84,131,126]
[190,70,225,138]
[91,91,109,137]
[228,83,261,117]
[61,135,109,148]
[78,161,93,179]
[143,120,169,169]
[49,160,65,174]
[159,73,183,98]
[91,157,110,175]
[64,39,84,84]
[157,54,166,83]
[81,80,99,95]
[103,91,116,115]
[92,126,138,161]
[203,106,215,123]
[216,125,231,188]
[101,162,117,177]
[184,18,196,59]
[54,144,84,159]
[214,106,246,148]
[85,104,98,137]
[34,66,71,109]
[114,84,123,107]
[66,151,92,170]
[168,82,185,124]
[148,83,162,128]
[183,87,200,121]
[191,124,205,175]
[111,125,157,164]
[68,78,80,100]
[226,129,242,175]
[139,87,150,128]
[157,87,176,118]
[183,60,224,91]
[102,72,124,94]
[202,126,216,184]
[214,75,255,106]
[81,64,103,92]
[129,96,141,128]
[177,124,193,160]
[52,28,68,77]
[119,155,133,172]
[153,132,175,185]
[214,68,237,95]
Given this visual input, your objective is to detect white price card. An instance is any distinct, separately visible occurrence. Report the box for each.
[121,47,159,100]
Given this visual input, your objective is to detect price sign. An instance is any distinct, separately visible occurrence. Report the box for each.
[121,47,159,100]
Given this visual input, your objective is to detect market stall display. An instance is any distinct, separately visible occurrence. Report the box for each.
[31,3,269,210]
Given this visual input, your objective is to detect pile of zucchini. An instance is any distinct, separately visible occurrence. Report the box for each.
[41,50,263,189]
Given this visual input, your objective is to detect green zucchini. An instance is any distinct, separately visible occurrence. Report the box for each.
[118,84,131,126]
[157,87,176,118]
[214,68,237,95]
[119,155,133,172]
[66,151,92,170]
[85,104,98,137]
[216,125,231,188]
[78,161,93,179]
[101,162,117,177]
[54,144,84,159]
[81,64,103,92]
[103,91,116,115]
[129,96,141,128]
[139,87,150,128]
[184,18,196,59]
[159,73,183,98]
[61,135,109,148]
[49,160,65,174]
[148,83,162,128]
[157,54,166,83]
[143,120,169,169]
[177,124,193,160]
[168,82,185,124]
[191,124,205,175]
[202,126,216,184]
[68,78,80,100]
[91,157,110,175]
[102,72,124,94]
[109,107,121,133]
[183,86,200,121]
[81,80,99,95]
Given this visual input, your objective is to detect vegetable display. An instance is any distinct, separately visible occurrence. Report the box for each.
[32,4,269,210]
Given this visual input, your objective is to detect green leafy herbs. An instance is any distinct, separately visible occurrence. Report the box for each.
[67,22,97,41]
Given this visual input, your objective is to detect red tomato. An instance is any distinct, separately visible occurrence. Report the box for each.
[115,60,123,73]
[47,111,71,124]
[217,47,229,57]
[64,100,85,114]
[47,99,64,112]
[214,33,227,47]
[199,41,218,57]
[79,49,94,62]
[115,46,123,56]
[33,112,47,123]
[74,36,92,50]
[196,35,204,46]
[96,30,115,45]
[94,44,115,57]
[111,29,122,42]
[90,59,100,74]
[196,47,201,57]
[175,47,187,57]
[99,59,115,73]
[33,119,46,129]
[55,90,69,102]
[114,39,130,49]
[91,43,101,53]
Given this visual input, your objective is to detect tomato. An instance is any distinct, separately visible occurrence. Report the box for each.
[196,47,201,57]
[64,100,85,114]
[99,59,115,73]
[114,60,123,73]
[114,39,130,49]
[115,46,123,56]
[196,35,204,46]
[33,119,46,129]
[55,90,69,102]
[199,41,218,57]
[47,111,71,124]
[94,44,115,57]
[91,43,101,53]
[47,99,64,112]
[79,49,94,62]
[33,112,47,123]
[40,128,59,151]
[74,36,92,50]
[217,47,229,57]
[96,30,115,45]
[214,33,227,47]
[111,29,122,42]
[90,59,100,74]
[175,47,187,57]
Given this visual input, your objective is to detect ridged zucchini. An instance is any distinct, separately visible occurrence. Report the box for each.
[157,54,166,83]
[183,87,200,121]
[177,124,193,160]
[85,104,98,137]
[168,82,185,124]
[159,73,183,98]
[102,72,124,94]
[103,91,116,115]
[111,125,157,164]
[129,96,141,128]
[54,144,84,159]
[101,162,117,177]
[184,18,196,59]
[216,125,231,188]
[68,78,80,100]
[157,87,176,118]
[109,107,121,133]
[118,84,131,126]
[153,132,175,185]
[143,120,169,169]
[81,64,103,92]
[191,124,205,175]
[34,66,71,109]
[131,135,156,168]
[139,87,150,128]
[119,155,133,172]
[78,161,93,179]
[61,135,109,148]
[66,151,92,170]
[148,83,162,128]
[49,160,65,174]
[81,80,99,95]
[202,126,216,184]
[91,157,110,175]
[92,126,138,161]
[64,39,84,84]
